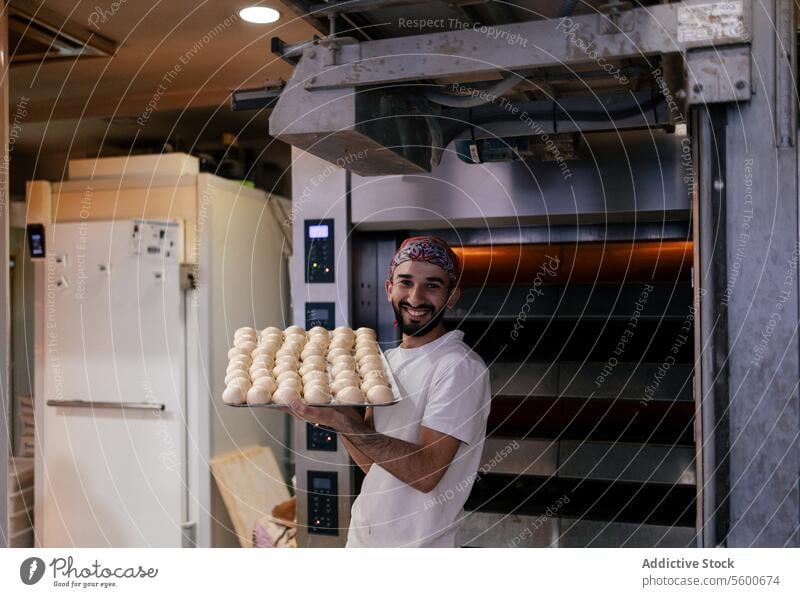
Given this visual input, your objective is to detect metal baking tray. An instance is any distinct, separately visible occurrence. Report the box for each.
[224,347,401,408]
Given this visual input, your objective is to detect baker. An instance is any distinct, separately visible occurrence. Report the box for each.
[286,236,491,547]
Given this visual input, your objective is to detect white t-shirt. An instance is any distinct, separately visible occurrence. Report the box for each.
[346,330,491,548]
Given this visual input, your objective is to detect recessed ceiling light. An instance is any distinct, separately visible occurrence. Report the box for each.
[239,6,280,24]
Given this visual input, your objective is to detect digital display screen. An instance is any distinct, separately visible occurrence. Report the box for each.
[312,477,332,490]
[308,224,329,239]
[27,224,46,259]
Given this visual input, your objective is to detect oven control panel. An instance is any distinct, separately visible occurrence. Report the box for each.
[305,301,335,330]
[307,471,338,536]
[304,219,334,283]
[306,423,337,452]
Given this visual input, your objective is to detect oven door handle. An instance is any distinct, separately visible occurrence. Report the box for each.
[46,399,165,411]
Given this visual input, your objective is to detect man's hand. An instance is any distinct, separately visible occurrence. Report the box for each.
[283,398,460,493]
[285,397,365,433]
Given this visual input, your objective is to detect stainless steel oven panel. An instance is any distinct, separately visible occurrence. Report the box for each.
[489,362,558,398]
[479,438,558,477]
[558,442,696,486]
[458,511,559,548]
[559,518,696,548]
[558,362,694,401]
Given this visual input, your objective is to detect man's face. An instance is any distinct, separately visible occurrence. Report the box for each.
[385,260,461,337]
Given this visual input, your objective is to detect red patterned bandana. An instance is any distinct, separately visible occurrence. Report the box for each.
[388,236,461,286]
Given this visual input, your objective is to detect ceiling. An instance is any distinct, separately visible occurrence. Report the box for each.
[7,0,670,191]
[8,0,320,191]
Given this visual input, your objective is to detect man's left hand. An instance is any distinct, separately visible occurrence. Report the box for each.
[285,397,363,433]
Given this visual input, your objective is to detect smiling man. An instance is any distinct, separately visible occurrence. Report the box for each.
[287,236,491,547]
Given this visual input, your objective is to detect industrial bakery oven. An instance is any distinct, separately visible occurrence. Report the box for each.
[349,228,696,548]
[290,129,697,547]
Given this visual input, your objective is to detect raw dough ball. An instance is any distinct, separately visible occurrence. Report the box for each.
[224,370,249,385]
[222,384,248,405]
[302,370,329,384]
[228,353,251,366]
[272,387,301,405]
[332,361,356,378]
[331,328,354,340]
[251,360,274,375]
[300,344,324,360]
[233,338,257,352]
[302,355,326,368]
[284,337,306,350]
[234,326,257,339]
[278,378,303,393]
[253,346,274,357]
[253,376,277,394]
[333,325,355,337]
[329,336,354,351]
[285,325,305,336]
[308,326,329,337]
[359,353,384,367]
[255,340,279,353]
[277,370,301,385]
[355,344,381,361]
[299,362,326,377]
[273,362,297,377]
[258,343,281,357]
[304,378,331,391]
[336,386,365,405]
[363,368,388,380]
[233,334,256,347]
[276,346,299,360]
[303,385,332,405]
[355,327,377,339]
[334,369,360,382]
[246,386,271,405]
[328,338,353,354]
[249,367,271,380]
[259,335,282,349]
[359,360,384,376]
[228,346,250,360]
[226,359,250,374]
[275,354,298,367]
[223,378,251,403]
[260,326,283,338]
[355,341,379,351]
[361,374,389,394]
[331,376,359,395]
[332,355,356,368]
[252,346,275,359]
[308,334,330,349]
[326,347,351,362]
[355,345,380,362]
[366,384,394,405]
[284,335,306,349]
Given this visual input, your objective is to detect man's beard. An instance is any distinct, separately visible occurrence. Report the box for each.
[392,300,447,337]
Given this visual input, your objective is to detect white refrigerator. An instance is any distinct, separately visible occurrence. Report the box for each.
[41,219,188,547]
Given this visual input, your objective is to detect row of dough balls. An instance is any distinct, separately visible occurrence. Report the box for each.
[222,325,394,406]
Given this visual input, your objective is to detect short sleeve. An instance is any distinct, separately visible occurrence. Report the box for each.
[421,354,491,445]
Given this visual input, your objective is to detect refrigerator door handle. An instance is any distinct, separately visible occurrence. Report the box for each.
[46,399,165,411]
[181,521,197,547]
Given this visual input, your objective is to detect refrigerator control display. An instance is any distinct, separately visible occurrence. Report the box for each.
[304,219,334,283]
[132,220,180,261]
[27,223,46,259]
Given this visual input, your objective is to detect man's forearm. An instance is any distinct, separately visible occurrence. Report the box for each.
[340,435,373,474]
[339,419,439,492]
